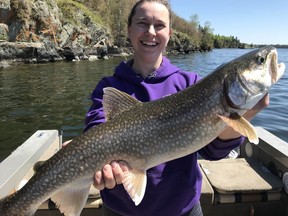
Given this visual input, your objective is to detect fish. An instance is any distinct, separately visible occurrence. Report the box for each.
[0,46,285,216]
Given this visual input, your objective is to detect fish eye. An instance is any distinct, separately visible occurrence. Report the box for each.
[256,55,265,64]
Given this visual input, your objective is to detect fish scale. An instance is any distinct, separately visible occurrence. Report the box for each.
[0,46,285,216]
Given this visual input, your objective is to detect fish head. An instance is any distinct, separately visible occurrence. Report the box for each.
[225,46,285,110]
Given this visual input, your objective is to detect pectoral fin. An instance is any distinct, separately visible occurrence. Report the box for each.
[218,113,259,144]
[51,180,91,216]
[122,169,147,206]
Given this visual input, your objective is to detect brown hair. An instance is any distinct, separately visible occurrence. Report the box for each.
[128,0,172,28]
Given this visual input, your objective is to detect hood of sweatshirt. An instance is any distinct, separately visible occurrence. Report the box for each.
[113,56,181,84]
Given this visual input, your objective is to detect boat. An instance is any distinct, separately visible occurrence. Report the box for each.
[0,127,287,216]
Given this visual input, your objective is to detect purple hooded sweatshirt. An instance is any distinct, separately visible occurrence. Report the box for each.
[84,57,244,216]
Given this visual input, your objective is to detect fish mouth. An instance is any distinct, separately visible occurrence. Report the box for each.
[275,62,285,82]
[270,49,285,83]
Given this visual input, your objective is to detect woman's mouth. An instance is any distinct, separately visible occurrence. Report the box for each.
[141,41,158,47]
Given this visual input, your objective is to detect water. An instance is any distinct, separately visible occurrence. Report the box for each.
[0,48,287,161]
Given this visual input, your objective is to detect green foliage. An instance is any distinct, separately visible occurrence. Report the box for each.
[5,0,246,49]
[171,13,201,47]
[75,0,240,49]
[106,0,136,47]
[56,0,242,49]
[56,0,103,26]
[213,34,243,48]
[10,0,32,21]
[198,22,214,50]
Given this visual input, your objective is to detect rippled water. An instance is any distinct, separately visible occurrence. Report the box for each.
[0,48,287,161]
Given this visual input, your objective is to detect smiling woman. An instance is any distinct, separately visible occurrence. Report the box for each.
[127,0,172,78]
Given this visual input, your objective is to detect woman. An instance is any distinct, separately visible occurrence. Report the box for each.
[84,0,269,215]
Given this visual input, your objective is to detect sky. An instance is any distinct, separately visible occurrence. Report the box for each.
[170,0,288,45]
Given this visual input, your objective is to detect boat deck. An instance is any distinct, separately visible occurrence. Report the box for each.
[0,128,287,216]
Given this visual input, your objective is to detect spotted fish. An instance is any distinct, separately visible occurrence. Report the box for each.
[0,46,285,216]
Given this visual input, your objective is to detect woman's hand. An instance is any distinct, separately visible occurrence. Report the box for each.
[218,93,269,140]
[94,161,130,190]
[62,139,130,190]
[243,93,270,120]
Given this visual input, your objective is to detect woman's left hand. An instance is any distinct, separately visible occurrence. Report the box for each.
[218,93,269,140]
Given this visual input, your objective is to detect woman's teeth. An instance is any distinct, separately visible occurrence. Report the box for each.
[142,41,157,46]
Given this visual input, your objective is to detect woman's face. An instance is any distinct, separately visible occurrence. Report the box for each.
[128,2,172,62]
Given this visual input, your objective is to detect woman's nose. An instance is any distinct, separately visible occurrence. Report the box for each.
[147,25,156,36]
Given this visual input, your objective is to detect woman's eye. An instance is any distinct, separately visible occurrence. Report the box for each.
[138,22,147,26]
[155,24,165,29]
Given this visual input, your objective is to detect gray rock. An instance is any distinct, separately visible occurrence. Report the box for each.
[0,0,129,64]
[0,41,62,62]
[0,0,10,23]
[0,23,8,40]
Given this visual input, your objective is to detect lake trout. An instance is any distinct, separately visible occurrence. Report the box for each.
[0,46,285,216]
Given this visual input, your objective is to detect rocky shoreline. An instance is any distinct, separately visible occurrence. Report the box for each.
[0,39,132,67]
[0,0,204,68]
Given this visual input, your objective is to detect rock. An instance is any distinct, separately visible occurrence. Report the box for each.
[0,41,63,63]
[0,0,114,63]
[0,0,10,23]
[58,23,75,48]
[0,41,43,60]
[106,45,132,57]
[108,45,122,55]
[88,39,108,58]
[37,40,63,62]
[58,46,84,61]
[88,55,98,61]
[0,60,10,69]
[8,19,23,42]
[0,24,8,40]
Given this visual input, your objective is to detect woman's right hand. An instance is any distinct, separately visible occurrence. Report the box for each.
[94,161,130,190]
[63,140,129,190]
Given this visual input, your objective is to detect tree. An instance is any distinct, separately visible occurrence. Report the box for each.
[199,21,214,51]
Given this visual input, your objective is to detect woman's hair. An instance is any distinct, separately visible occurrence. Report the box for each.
[128,0,172,28]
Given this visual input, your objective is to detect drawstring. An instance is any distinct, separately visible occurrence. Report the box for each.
[135,72,156,79]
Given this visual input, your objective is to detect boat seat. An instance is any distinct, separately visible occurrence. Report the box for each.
[199,158,284,204]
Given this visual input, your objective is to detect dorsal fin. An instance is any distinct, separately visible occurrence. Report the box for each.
[33,160,46,172]
[103,87,141,121]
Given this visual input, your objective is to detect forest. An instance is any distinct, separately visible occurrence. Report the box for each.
[65,0,244,50]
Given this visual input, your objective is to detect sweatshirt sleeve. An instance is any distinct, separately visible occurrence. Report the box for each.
[198,136,245,160]
[83,78,109,132]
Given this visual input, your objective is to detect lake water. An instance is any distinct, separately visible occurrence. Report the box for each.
[0,48,287,161]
